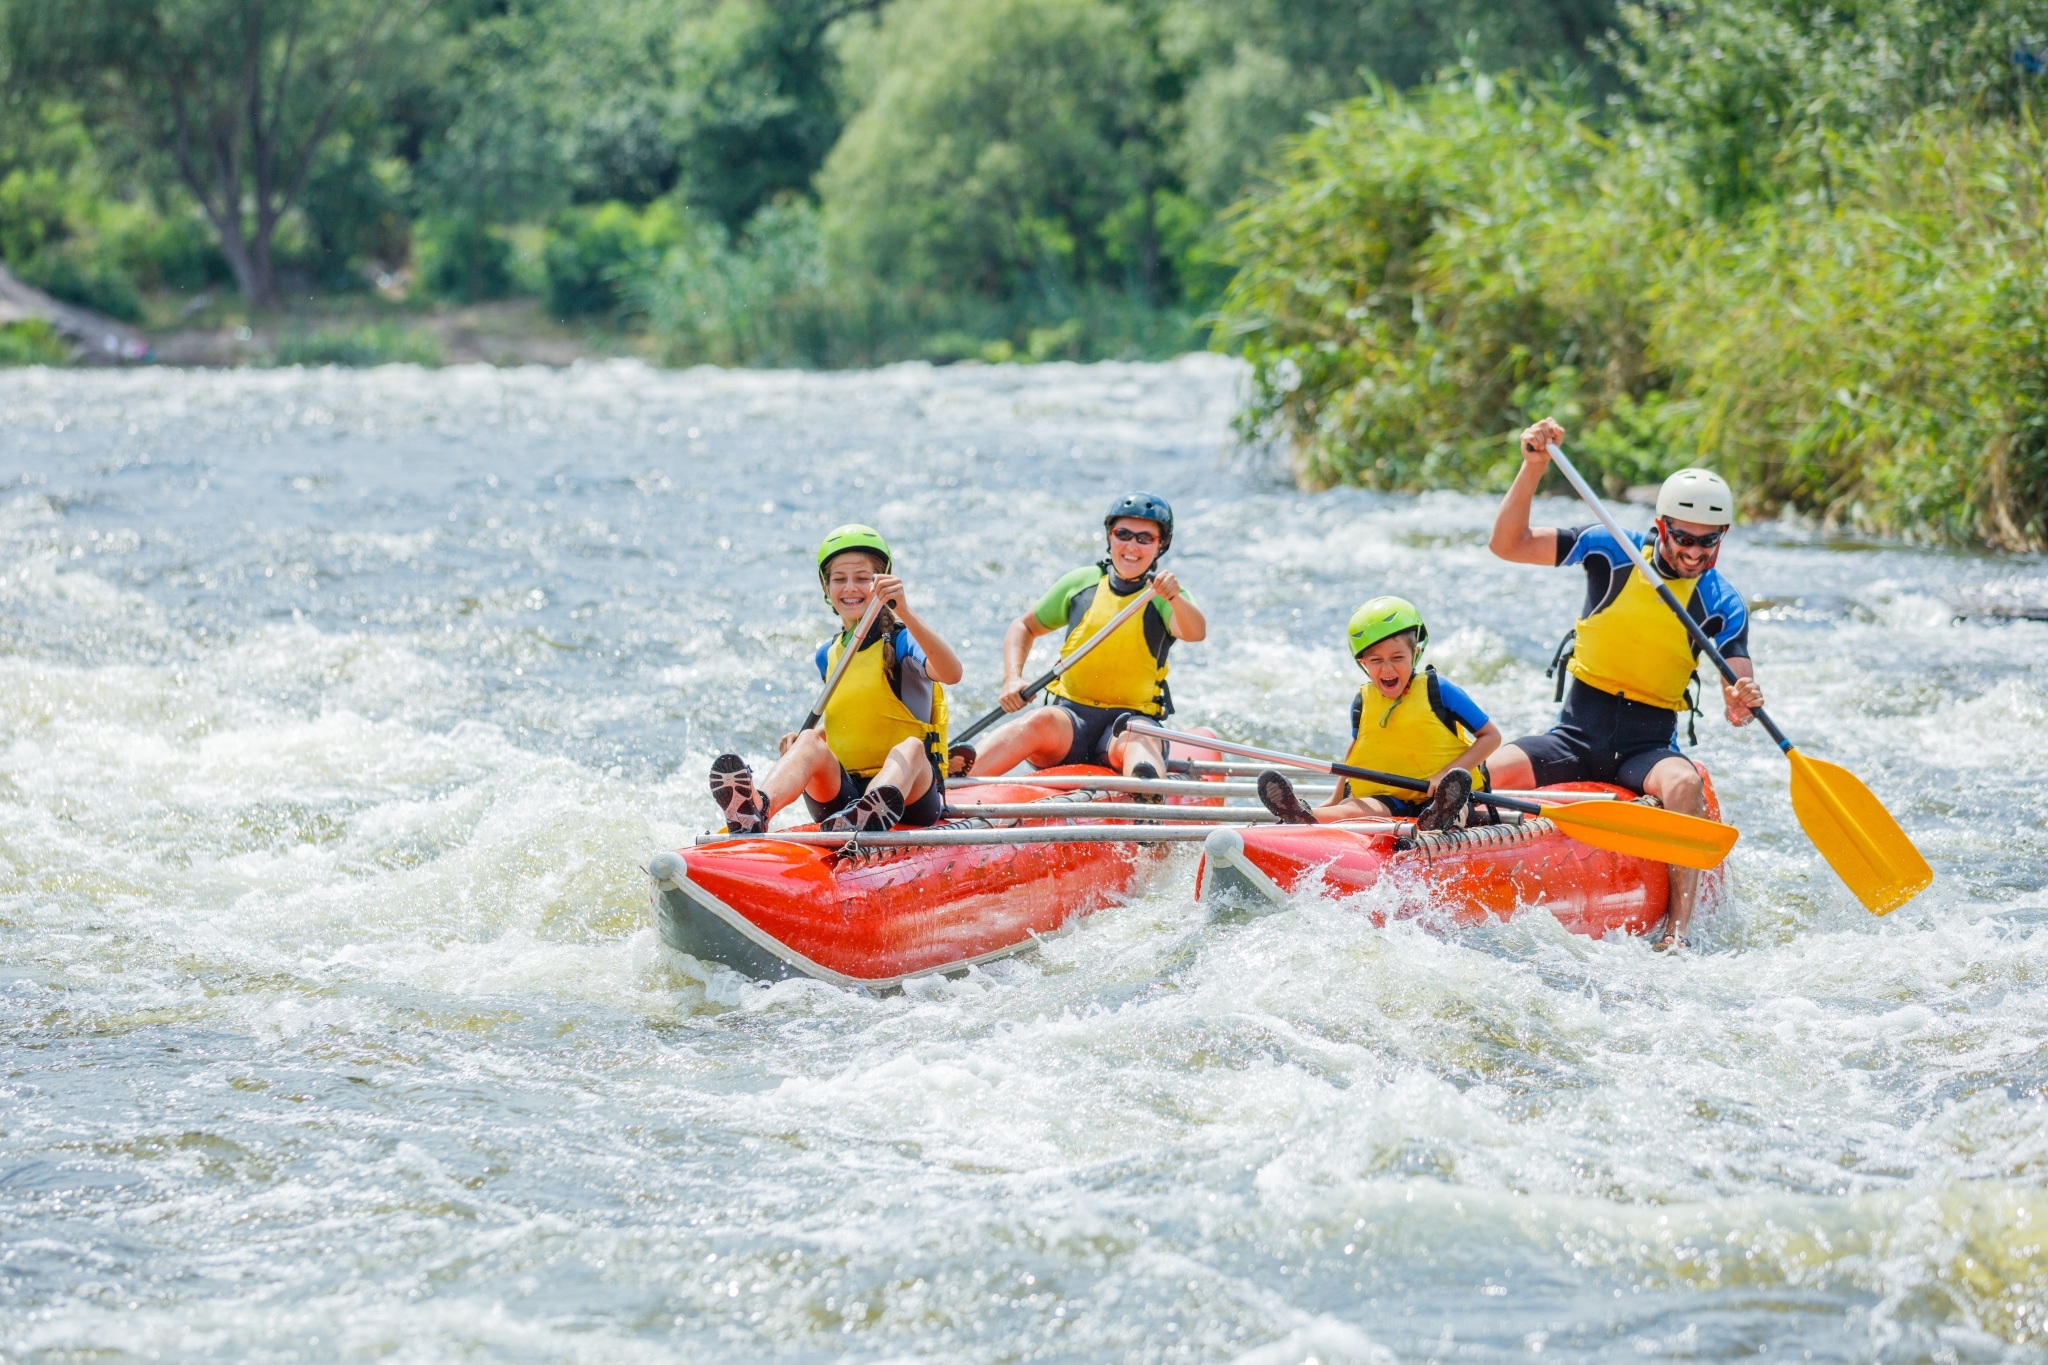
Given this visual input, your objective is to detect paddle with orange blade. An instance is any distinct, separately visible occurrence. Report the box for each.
[1126,721,1739,871]
[1545,443,1932,912]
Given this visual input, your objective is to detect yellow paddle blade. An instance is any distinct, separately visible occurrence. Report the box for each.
[1538,798,1739,871]
[1787,750,1932,914]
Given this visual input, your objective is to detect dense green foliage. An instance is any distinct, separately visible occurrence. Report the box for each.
[1217,0,2048,547]
[4,0,2042,545]
[0,0,1611,349]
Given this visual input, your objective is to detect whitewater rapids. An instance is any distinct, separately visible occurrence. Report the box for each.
[2,357,2044,1361]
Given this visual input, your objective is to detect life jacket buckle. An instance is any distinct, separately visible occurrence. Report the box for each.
[1545,630,1576,704]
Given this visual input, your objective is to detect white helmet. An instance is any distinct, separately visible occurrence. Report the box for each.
[1655,468,1734,527]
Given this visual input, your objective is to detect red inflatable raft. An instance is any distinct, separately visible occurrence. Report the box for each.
[648,764,1723,988]
[646,762,1225,989]
[1196,774,1723,936]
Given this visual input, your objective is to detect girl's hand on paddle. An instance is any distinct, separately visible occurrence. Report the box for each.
[1424,766,1455,796]
[997,674,1029,712]
[777,731,799,756]
[1724,676,1765,726]
[871,573,907,615]
[1153,571,1182,602]
[1520,418,1565,468]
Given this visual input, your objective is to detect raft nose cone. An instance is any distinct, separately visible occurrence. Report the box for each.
[647,851,689,889]
[1201,826,1288,913]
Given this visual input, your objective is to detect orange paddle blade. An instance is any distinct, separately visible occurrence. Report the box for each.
[1787,750,1932,914]
[1538,798,1739,871]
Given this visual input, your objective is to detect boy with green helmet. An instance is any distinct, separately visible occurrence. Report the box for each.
[1258,595,1501,830]
[709,523,964,835]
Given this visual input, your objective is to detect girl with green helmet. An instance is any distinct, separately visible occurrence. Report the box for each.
[709,524,964,835]
[1257,595,1501,830]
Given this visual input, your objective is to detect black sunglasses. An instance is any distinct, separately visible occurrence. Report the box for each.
[1660,523,1725,550]
[1111,527,1158,545]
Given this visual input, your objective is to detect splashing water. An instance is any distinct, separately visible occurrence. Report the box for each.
[2,358,2045,1362]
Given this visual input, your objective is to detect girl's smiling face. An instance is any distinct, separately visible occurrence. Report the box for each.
[1106,517,1163,580]
[823,551,883,625]
[1356,634,1417,699]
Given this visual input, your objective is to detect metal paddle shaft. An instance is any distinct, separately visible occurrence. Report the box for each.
[799,592,888,732]
[1544,444,1931,911]
[951,585,1159,747]
[1126,720,1738,870]
[942,802,1279,823]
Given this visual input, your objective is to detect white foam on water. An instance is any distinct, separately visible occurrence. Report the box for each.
[3,360,2046,1362]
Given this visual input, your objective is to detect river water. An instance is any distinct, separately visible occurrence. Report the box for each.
[2,358,2044,1362]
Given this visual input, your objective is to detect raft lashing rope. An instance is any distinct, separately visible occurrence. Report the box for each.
[1395,815,1558,863]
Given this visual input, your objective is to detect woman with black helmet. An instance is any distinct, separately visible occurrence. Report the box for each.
[950,492,1206,782]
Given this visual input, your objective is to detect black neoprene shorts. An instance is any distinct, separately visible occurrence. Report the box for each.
[804,758,945,827]
[1512,680,1691,794]
[1047,696,1155,769]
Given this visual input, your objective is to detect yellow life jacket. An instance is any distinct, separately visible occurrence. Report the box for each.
[1567,559,1702,712]
[820,629,949,779]
[1342,668,1487,800]
[1046,574,1170,714]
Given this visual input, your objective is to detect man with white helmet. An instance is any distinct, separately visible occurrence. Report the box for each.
[1487,417,1766,951]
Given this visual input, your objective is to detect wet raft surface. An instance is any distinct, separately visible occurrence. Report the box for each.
[1,358,2045,1360]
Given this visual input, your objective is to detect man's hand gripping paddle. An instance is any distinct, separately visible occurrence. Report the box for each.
[800,591,887,733]
[1544,443,1932,912]
[1126,722,1738,870]
[950,585,1159,749]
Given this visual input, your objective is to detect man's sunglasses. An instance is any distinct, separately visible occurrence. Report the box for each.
[1112,527,1158,545]
[1659,523,1725,551]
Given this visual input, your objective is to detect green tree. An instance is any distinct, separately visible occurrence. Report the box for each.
[1162,0,1620,207]
[1615,0,2048,215]
[5,0,441,303]
[819,0,1162,302]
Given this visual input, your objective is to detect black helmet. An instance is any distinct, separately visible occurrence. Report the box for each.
[1104,491,1173,551]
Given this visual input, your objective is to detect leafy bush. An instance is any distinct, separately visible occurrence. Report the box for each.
[542,199,684,319]
[1215,71,2048,547]
[631,199,833,366]
[0,320,69,365]
[275,321,443,367]
[414,216,514,303]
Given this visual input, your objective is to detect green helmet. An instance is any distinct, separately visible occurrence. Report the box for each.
[1347,595,1428,662]
[815,524,892,582]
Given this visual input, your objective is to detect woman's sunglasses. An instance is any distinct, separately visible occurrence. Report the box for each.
[1111,527,1158,545]
[1659,522,1725,550]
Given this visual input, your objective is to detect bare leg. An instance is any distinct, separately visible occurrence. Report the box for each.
[1314,795,1398,823]
[965,707,1077,776]
[869,736,935,804]
[1487,742,1536,790]
[1644,754,1708,947]
[757,730,850,819]
[1108,727,1166,777]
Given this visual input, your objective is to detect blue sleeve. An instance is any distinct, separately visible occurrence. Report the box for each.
[892,627,929,677]
[814,640,831,680]
[1433,678,1490,733]
[1556,524,1637,570]
[1697,572,1750,658]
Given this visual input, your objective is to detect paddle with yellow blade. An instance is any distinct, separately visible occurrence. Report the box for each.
[1544,443,1933,912]
[1126,721,1739,870]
